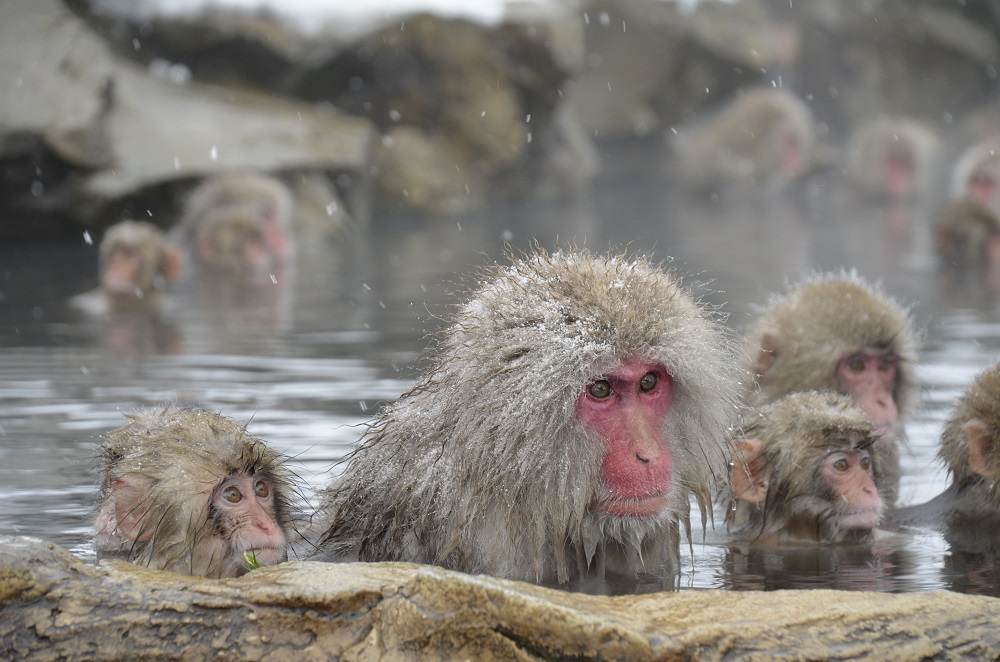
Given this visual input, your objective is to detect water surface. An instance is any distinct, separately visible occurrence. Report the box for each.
[2,162,999,595]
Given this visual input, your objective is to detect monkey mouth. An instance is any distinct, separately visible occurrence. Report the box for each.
[241,546,286,567]
[601,494,670,518]
[836,507,883,531]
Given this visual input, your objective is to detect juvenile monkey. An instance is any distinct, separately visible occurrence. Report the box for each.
[312,249,740,585]
[178,172,295,282]
[674,87,815,194]
[73,220,183,315]
[728,391,884,545]
[744,271,920,506]
[95,405,297,578]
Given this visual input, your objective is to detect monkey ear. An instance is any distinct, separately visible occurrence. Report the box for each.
[730,438,770,504]
[965,419,998,478]
[755,332,780,380]
[112,478,154,543]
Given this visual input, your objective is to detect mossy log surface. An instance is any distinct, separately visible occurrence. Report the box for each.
[2,535,998,660]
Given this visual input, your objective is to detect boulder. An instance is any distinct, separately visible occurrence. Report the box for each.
[3,535,1000,659]
[68,1,592,217]
[569,0,801,139]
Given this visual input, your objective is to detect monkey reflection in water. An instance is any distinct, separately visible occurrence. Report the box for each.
[312,248,740,587]
[94,406,302,578]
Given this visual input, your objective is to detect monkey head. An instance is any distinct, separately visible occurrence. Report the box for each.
[728,391,884,545]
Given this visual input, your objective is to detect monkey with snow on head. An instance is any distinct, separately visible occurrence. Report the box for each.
[743,271,920,507]
[95,405,300,578]
[312,248,741,585]
[728,391,885,546]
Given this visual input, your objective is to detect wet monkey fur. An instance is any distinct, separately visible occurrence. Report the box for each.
[312,249,740,585]
[95,405,300,578]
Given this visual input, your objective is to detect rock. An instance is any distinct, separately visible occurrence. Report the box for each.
[67,2,591,217]
[3,535,1000,659]
[78,65,373,227]
[569,0,800,139]
[764,1,1000,135]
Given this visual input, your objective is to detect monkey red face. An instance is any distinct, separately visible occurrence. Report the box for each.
[836,350,898,437]
[782,132,803,176]
[214,472,287,569]
[884,152,915,199]
[102,246,143,296]
[821,448,883,531]
[577,360,674,519]
[969,171,998,207]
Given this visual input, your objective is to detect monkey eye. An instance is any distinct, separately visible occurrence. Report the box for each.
[223,486,243,503]
[846,355,866,372]
[859,456,871,471]
[588,380,613,398]
[878,355,897,372]
[832,458,850,473]
[255,480,270,498]
[639,372,658,392]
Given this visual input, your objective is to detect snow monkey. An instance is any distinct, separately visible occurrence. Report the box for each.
[937,198,1000,269]
[178,171,295,282]
[893,362,1000,531]
[76,220,183,314]
[950,140,1000,214]
[845,117,940,202]
[744,271,920,507]
[675,87,815,194]
[311,249,740,585]
[95,405,298,578]
[728,391,884,545]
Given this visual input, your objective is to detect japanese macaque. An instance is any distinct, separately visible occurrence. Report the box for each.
[936,198,1000,268]
[950,141,1000,213]
[94,406,297,578]
[845,118,940,202]
[72,220,183,315]
[893,362,1000,531]
[311,249,740,585]
[674,87,815,194]
[178,172,295,282]
[744,272,920,506]
[728,391,884,545]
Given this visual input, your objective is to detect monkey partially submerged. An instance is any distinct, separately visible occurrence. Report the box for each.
[95,406,298,578]
[728,391,885,545]
[72,220,183,315]
[845,117,940,202]
[950,140,1000,214]
[743,271,920,507]
[937,198,1000,269]
[312,249,740,585]
[674,87,815,195]
[893,362,1000,531]
[178,172,295,283]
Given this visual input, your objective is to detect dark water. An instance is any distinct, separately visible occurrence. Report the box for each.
[3,159,1000,595]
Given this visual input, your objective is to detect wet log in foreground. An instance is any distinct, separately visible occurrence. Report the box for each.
[1,536,998,660]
